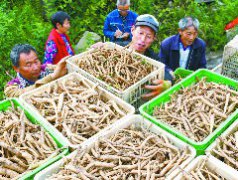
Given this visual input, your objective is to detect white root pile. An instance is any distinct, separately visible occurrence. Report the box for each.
[211,129,238,171]
[25,76,127,145]
[74,46,153,91]
[47,123,192,179]
[153,78,238,142]
[180,158,225,180]
[0,102,61,179]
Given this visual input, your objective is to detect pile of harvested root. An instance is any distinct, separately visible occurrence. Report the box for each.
[181,158,225,179]
[174,76,183,84]
[73,45,153,91]
[153,77,238,142]
[24,76,127,145]
[211,129,238,171]
[0,102,60,179]
[47,124,192,179]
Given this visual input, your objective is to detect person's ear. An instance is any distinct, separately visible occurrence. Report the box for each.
[178,28,182,35]
[131,25,135,34]
[56,22,61,29]
[13,66,19,73]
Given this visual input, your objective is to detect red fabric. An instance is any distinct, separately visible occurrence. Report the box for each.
[46,28,74,64]
[224,17,238,31]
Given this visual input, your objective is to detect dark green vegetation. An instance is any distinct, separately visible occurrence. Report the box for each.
[0,0,237,100]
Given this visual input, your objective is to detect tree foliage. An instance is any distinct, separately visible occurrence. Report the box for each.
[0,0,237,100]
[0,0,51,99]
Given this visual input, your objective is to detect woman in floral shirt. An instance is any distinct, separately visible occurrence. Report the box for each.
[43,11,74,65]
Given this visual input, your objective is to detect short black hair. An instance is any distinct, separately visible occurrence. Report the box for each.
[51,11,70,29]
[10,44,37,67]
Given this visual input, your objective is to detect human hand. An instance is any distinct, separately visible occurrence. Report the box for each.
[114,29,123,38]
[141,79,172,100]
[46,63,56,71]
[51,55,70,80]
[122,32,130,39]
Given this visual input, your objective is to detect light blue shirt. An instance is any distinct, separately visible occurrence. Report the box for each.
[179,42,190,68]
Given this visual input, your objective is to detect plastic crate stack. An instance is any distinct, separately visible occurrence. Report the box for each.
[5,40,238,179]
[221,35,238,81]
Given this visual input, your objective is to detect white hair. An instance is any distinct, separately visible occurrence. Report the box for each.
[178,17,200,30]
[116,0,130,6]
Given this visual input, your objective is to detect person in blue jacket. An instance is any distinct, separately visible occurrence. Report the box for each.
[159,16,207,74]
[103,0,138,47]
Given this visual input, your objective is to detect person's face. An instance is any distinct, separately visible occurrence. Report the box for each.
[13,50,42,82]
[179,26,198,47]
[131,26,156,54]
[57,19,70,34]
[117,5,129,16]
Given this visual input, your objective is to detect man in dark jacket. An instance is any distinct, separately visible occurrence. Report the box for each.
[159,16,207,74]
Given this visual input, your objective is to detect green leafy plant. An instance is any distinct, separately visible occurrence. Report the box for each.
[1,0,237,100]
[0,0,51,99]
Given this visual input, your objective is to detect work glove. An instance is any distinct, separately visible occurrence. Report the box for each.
[142,79,172,100]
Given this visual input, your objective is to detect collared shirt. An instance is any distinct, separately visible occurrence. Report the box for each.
[43,34,74,64]
[179,42,191,68]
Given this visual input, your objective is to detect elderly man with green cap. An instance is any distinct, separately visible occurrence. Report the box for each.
[129,14,173,99]
[94,14,172,100]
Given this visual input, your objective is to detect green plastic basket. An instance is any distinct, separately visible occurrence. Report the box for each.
[139,69,238,155]
[0,99,69,180]
[174,68,193,80]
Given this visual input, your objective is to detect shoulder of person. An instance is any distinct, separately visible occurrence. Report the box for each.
[6,77,20,87]
[196,37,206,45]
[129,11,138,17]
[107,9,119,17]
[47,29,61,43]
[161,34,178,46]
[145,48,159,60]
[194,37,206,48]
